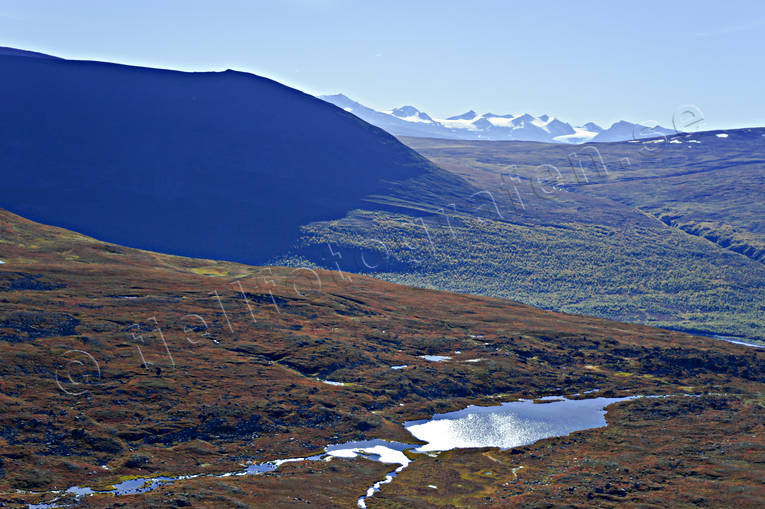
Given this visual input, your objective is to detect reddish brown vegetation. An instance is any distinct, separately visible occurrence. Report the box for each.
[0,209,762,507]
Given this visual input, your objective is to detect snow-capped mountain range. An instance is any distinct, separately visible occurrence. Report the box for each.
[320,94,674,144]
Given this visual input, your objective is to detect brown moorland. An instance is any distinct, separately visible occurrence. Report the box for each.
[0,208,762,507]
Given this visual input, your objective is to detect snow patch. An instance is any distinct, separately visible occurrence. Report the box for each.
[531,115,556,132]
[554,126,599,144]
[484,115,522,128]
[437,117,480,130]
[396,114,433,124]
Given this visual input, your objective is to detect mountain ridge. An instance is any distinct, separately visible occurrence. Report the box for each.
[321,93,676,144]
[0,49,474,265]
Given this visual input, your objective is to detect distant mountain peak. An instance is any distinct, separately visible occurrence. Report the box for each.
[472,117,493,129]
[320,94,674,144]
[583,122,603,132]
[391,105,419,117]
[448,110,477,120]
[514,113,535,123]
[323,93,351,101]
[390,105,434,123]
[320,93,358,106]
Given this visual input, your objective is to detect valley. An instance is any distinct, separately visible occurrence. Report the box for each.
[277,130,765,342]
[0,209,763,507]
[0,41,763,509]
[2,50,761,344]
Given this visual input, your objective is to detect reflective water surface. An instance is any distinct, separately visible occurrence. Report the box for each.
[419,355,451,362]
[30,395,635,508]
[405,396,635,452]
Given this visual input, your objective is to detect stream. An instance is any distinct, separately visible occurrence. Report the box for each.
[29,395,635,508]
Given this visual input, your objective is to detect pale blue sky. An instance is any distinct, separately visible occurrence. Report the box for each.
[1,0,763,130]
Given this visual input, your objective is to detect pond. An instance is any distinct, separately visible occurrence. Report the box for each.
[29,395,636,509]
[419,355,451,362]
[404,396,635,452]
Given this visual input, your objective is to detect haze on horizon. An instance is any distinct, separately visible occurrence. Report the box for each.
[1,0,763,131]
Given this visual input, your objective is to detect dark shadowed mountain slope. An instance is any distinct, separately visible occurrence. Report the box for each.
[0,51,469,263]
[3,49,761,342]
